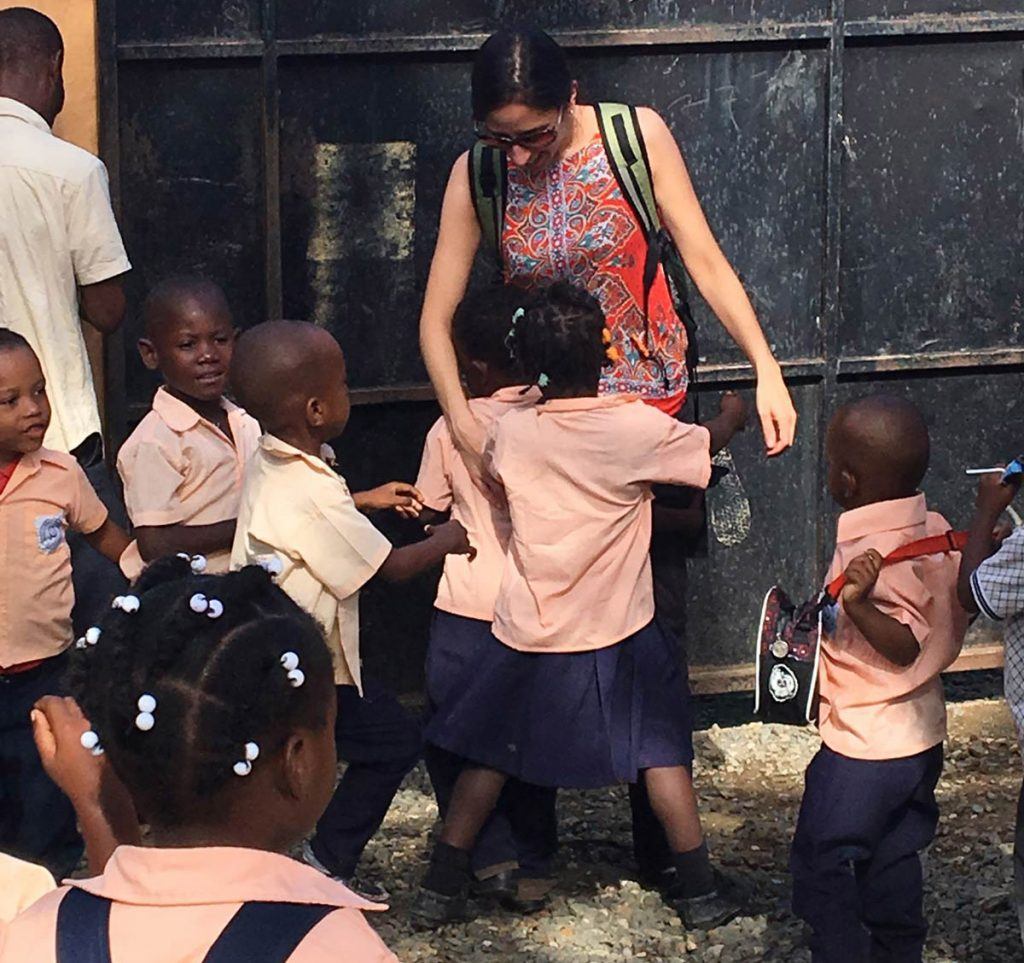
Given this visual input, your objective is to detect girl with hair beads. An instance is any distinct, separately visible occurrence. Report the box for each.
[415,282,748,929]
[0,556,397,963]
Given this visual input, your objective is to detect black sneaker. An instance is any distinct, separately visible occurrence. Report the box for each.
[300,841,389,903]
[410,885,471,929]
[673,887,741,930]
[472,869,518,903]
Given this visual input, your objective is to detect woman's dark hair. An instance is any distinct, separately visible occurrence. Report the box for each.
[452,283,527,375]
[472,26,573,121]
[68,557,334,827]
[513,281,606,393]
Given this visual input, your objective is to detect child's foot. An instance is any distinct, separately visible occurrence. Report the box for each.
[300,840,390,903]
[411,884,472,929]
[471,870,552,913]
[671,886,741,930]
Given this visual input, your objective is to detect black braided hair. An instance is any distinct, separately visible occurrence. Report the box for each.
[0,328,33,355]
[67,556,334,827]
[452,283,527,377]
[512,281,607,395]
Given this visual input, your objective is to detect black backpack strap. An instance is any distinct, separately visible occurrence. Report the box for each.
[55,889,113,963]
[202,901,337,963]
[468,142,508,279]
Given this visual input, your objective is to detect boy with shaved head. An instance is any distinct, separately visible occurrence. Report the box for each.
[230,320,473,895]
[791,394,968,963]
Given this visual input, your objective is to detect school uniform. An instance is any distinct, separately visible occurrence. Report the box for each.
[416,387,558,878]
[231,435,420,879]
[0,845,397,962]
[0,853,55,927]
[425,395,709,789]
[969,525,1024,947]
[117,387,262,579]
[790,494,968,963]
[0,448,110,878]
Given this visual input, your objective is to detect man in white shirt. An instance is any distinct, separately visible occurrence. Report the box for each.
[0,7,130,632]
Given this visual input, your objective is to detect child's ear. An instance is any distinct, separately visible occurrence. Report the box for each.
[137,338,160,372]
[277,732,307,802]
[840,467,858,503]
[306,396,324,428]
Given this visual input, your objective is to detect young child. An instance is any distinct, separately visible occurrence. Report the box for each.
[957,466,1024,946]
[0,557,398,962]
[791,394,968,962]
[0,329,129,879]
[414,282,747,929]
[116,277,262,579]
[415,284,558,909]
[230,320,473,895]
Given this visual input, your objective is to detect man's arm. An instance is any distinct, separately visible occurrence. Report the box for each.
[78,276,126,335]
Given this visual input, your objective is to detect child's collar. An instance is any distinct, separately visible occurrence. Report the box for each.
[836,493,927,544]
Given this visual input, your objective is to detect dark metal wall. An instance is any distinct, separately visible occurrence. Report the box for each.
[97,1,1024,693]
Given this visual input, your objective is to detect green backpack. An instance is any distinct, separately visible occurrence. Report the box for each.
[468,102,700,393]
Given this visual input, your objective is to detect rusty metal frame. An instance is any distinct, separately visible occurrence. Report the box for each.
[96,0,1015,688]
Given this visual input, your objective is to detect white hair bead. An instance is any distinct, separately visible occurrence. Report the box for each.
[90,745,105,757]
[80,730,100,751]
[176,552,191,560]
[135,711,155,731]
[137,694,156,713]
[75,637,87,649]
[190,555,208,574]
[190,593,208,614]
[85,627,101,645]
[113,595,140,614]
[287,668,305,688]
[245,742,260,761]
[257,555,283,577]
[206,598,224,619]
[233,760,252,777]
[280,651,299,672]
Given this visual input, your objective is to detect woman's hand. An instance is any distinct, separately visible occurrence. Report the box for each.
[756,363,798,457]
[451,412,505,503]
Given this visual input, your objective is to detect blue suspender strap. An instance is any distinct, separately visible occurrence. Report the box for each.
[55,889,114,963]
[202,901,336,963]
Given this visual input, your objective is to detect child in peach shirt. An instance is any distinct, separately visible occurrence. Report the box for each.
[791,395,968,963]
[116,278,261,578]
[0,330,129,879]
[0,557,398,962]
[414,283,748,930]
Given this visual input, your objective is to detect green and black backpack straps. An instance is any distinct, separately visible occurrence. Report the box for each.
[468,141,508,278]
[468,103,700,390]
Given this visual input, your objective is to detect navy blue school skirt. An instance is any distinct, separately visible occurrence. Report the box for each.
[424,612,694,789]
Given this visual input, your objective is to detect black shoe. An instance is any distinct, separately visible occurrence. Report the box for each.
[472,869,518,903]
[410,885,471,929]
[672,887,741,930]
[503,876,554,914]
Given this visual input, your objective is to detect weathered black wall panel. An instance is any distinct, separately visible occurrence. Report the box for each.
[277,1,828,39]
[118,62,265,405]
[117,1,260,44]
[840,40,1024,358]
[847,1,1024,19]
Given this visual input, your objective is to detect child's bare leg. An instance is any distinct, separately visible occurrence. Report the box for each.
[643,765,704,852]
[440,766,509,850]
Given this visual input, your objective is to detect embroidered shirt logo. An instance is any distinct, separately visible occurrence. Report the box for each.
[35,512,66,554]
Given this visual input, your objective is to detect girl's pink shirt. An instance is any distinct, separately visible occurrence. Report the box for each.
[0,846,397,963]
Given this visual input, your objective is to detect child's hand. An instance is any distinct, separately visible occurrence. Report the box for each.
[356,482,425,518]
[426,519,477,560]
[718,391,748,432]
[976,471,1019,517]
[841,549,882,606]
[31,696,103,805]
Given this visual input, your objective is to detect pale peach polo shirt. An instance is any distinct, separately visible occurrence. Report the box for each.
[117,388,262,579]
[0,853,55,929]
[231,435,391,692]
[0,448,108,667]
[0,97,131,453]
[416,386,540,621]
[819,494,968,760]
[488,395,711,652]
[0,846,397,963]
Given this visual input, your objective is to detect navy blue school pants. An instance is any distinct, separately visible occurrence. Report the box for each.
[0,654,82,878]
[790,742,943,963]
[425,743,559,879]
[69,434,127,635]
[310,677,421,879]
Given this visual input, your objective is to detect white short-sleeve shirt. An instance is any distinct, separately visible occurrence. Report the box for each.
[0,97,131,453]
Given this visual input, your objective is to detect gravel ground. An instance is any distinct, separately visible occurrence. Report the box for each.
[358,687,1023,962]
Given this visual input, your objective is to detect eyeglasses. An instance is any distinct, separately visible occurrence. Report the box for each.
[474,108,564,152]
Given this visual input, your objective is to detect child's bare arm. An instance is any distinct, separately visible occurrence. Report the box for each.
[702,391,748,455]
[841,550,920,668]
[377,520,474,582]
[135,520,237,563]
[957,473,1019,612]
[83,517,131,566]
